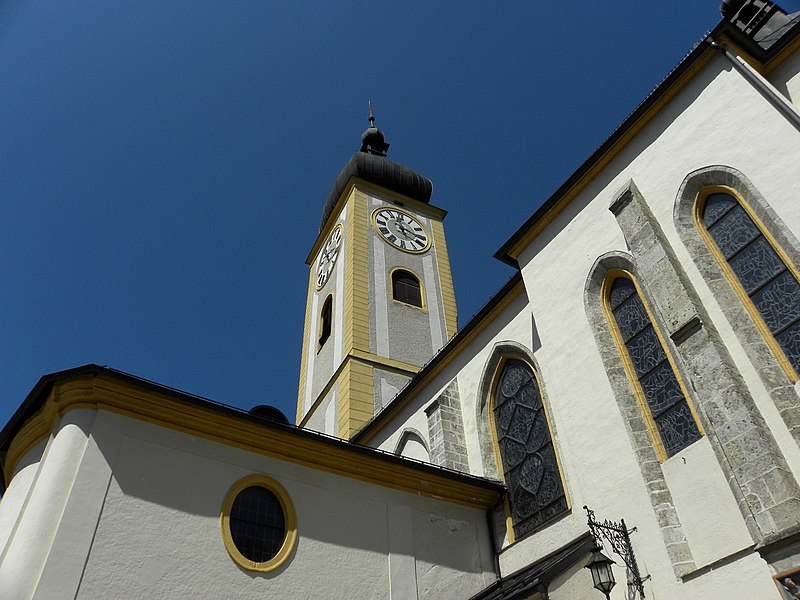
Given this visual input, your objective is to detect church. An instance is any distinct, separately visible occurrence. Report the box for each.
[3,1,800,598]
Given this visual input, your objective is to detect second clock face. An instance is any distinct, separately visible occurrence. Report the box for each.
[316,224,342,289]
[372,208,431,253]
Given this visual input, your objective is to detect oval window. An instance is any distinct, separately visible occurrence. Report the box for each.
[221,475,297,571]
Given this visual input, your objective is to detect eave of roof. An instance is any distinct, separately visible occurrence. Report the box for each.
[468,533,594,600]
[0,364,504,507]
[494,18,800,266]
[320,151,433,232]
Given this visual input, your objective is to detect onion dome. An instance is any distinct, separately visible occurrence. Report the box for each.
[320,109,432,231]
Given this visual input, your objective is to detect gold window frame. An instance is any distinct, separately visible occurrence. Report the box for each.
[220,474,298,572]
[487,355,570,544]
[694,185,800,383]
[602,269,705,462]
[388,266,427,311]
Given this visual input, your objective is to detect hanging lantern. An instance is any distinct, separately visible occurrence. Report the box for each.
[585,547,616,599]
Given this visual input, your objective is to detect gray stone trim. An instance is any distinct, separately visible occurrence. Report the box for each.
[393,427,429,454]
[424,380,470,473]
[674,165,800,447]
[614,178,800,543]
[393,427,430,457]
[584,250,697,578]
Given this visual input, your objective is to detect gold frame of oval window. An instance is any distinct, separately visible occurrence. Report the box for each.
[694,185,800,384]
[220,474,298,572]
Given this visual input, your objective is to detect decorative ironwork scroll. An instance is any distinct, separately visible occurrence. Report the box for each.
[584,505,649,598]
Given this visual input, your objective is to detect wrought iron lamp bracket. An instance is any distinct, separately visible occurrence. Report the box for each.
[584,506,650,598]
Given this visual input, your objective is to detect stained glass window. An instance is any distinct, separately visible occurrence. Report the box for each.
[608,277,702,457]
[701,192,800,375]
[229,486,287,563]
[493,359,567,538]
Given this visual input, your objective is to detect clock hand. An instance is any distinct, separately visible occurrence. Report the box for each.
[396,221,414,238]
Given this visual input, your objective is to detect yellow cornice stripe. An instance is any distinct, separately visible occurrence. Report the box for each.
[350,349,420,375]
[297,351,419,429]
[357,277,525,444]
[430,219,458,339]
[761,29,800,74]
[353,179,447,220]
[307,178,447,265]
[4,373,502,508]
[502,46,717,262]
[296,266,316,424]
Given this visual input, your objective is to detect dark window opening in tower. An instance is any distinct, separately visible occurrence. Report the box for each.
[392,270,422,307]
[319,295,333,348]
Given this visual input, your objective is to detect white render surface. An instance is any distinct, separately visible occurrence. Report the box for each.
[368,51,800,599]
[0,408,495,600]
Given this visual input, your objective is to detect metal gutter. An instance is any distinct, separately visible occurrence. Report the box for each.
[707,36,800,131]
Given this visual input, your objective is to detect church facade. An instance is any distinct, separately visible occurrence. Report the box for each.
[3,2,800,599]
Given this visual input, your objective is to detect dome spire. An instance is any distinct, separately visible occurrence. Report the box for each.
[360,100,390,157]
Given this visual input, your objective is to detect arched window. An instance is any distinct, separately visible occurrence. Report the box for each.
[604,274,702,459]
[697,188,800,379]
[392,269,422,308]
[492,359,567,538]
[318,295,332,349]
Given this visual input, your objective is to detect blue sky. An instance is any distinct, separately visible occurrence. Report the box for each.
[0,2,726,429]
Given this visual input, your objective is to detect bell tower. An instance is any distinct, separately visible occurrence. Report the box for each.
[296,112,457,439]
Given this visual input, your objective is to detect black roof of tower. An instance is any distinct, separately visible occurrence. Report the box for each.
[320,111,432,231]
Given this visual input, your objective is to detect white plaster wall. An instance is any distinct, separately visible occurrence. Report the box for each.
[0,410,97,600]
[661,438,753,567]
[507,56,798,598]
[0,439,46,560]
[767,48,800,108]
[2,409,495,600]
[370,54,800,599]
[371,289,532,477]
[546,555,595,600]
[544,55,800,481]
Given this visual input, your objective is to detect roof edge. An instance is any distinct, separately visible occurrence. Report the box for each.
[0,365,504,505]
[494,17,799,265]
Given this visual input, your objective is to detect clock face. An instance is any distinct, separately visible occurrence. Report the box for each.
[372,208,431,253]
[316,224,342,289]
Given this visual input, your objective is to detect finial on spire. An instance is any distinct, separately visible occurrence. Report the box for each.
[360,100,389,157]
